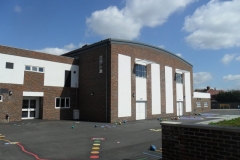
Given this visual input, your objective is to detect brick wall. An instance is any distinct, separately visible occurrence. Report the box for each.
[0,45,78,122]
[161,123,240,160]
[192,98,211,113]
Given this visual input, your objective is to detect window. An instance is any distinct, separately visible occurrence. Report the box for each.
[25,66,31,70]
[99,55,103,73]
[38,67,44,72]
[204,102,208,107]
[196,102,201,107]
[25,65,44,73]
[6,62,14,69]
[135,64,147,78]
[32,66,37,71]
[55,97,70,108]
[64,70,71,87]
[176,73,183,83]
[0,95,2,102]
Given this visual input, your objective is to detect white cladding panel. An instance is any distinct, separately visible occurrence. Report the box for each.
[136,77,147,101]
[184,72,192,112]
[193,92,210,98]
[118,54,131,117]
[176,83,183,101]
[0,53,25,84]
[165,66,173,113]
[0,53,79,87]
[151,64,161,114]
[23,91,44,97]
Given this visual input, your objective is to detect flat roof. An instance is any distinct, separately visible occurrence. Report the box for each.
[62,38,193,67]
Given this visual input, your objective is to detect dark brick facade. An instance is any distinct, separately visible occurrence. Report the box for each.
[0,45,78,122]
[66,39,194,123]
[161,123,240,160]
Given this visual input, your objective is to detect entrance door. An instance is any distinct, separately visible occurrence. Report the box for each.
[176,102,183,116]
[22,99,38,119]
[136,102,146,120]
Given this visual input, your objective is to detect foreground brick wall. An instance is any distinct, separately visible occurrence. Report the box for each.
[161,123,240,160]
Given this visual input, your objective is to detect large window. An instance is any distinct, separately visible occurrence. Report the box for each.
[176,73,183,83]
[64,70,71,87]
[25,65,44,73]
[99,55,103,73]
[196,102,201,107]
[55,97,70,108]
[0,95,2,102]
[135,64,146,78]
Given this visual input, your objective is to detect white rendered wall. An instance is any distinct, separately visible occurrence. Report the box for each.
[165,66,173,113]
[0,53,79,87]
[118,54,131,117]
[151,64,161,114]
[136,78,147,101]
[193,92,210,98]
[184,72,192,112]
[176,83,183,101]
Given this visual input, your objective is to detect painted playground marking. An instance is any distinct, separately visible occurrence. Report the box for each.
[90,138,105,159]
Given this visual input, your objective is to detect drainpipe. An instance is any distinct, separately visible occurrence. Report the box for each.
[105,42,108,123]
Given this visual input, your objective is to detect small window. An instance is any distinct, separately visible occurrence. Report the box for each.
[6,62,14,69]
[176,73,183,83]
[55,97,70,108]
[38,67,44,72]
[135,64,147,78]
[32,66,37,71]
[196,102,201,107]
[99,55,103,73]
[0,95,2,102]
[204,102,208,107]
[25,65,31,70]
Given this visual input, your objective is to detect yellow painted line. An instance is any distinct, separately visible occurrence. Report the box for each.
[93,143,100,146]
[91,151,99,154]
[92,147,100,150]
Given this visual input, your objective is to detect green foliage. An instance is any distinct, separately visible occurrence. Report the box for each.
[215,90,240,102]
[209,117,240,127]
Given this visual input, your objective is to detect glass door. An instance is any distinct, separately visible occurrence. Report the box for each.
[22,99,36,119]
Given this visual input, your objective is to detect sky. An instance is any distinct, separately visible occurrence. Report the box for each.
[1,0,240,90]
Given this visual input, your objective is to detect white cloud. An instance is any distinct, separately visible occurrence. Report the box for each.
[14,5,21,13]
[87,0,195,40]
[36,43,84,55]
[183,0,240,49]
[223,74,240,81]
[193,72,212,84]
[176,53,182,57]
[236,56,240,61]
[221,54,236,64]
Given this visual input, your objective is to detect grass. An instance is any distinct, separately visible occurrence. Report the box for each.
[209,117,240,127]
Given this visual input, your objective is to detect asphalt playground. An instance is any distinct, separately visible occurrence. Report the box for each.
[1,109,240,160]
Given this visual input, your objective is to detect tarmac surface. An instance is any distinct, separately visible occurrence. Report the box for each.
[1,109,240,160]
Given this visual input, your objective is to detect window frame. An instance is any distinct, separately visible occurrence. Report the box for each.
[135,64,147,78]
[0,95,2,102]
[55,97,70,109]
[196,102,201,107]
[6,62,14,69]
[176,73,183,84]
[204,102,208,107]
[25,65,44,73]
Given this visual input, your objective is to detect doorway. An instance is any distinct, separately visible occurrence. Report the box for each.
[136,101,146,120]
[22,98,39,119]
[176,102,183,116]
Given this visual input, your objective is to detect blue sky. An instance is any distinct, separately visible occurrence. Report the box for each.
[1,0,240,90]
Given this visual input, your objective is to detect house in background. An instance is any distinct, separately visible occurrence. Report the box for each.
[195,86,225,102]
[1,38,195,122]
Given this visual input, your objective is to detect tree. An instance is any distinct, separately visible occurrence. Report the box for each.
[215,90,240,102]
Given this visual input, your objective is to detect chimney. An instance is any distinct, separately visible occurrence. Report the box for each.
[207,86,210,90]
